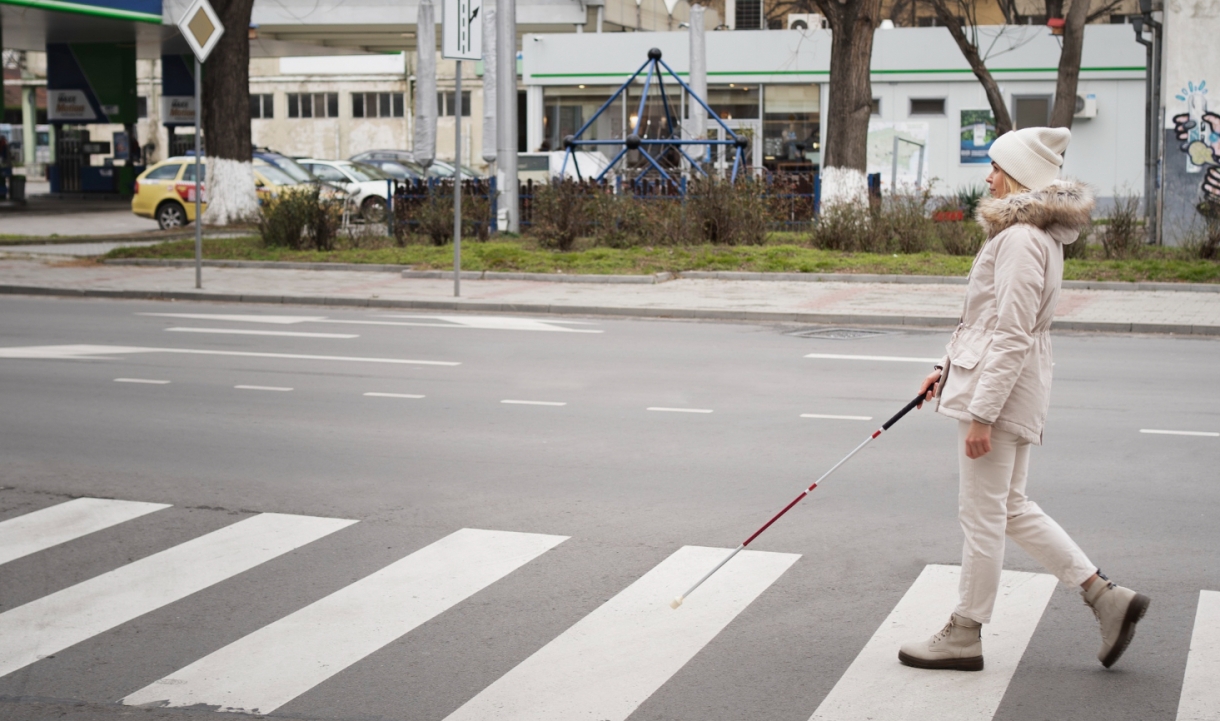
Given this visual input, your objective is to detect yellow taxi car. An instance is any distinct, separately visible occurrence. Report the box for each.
[132,157,308,229]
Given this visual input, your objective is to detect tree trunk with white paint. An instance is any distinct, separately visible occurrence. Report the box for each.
[200,0,259,225]
[813,0,883,207]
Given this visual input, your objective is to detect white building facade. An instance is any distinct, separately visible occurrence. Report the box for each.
[523,25,1147,206]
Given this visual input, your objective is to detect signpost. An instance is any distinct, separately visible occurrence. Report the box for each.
[176,0,224,290]
[443,0,482,297]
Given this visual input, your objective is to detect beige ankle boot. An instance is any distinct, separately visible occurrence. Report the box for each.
[1082,574,1150,668]
[898,613,984,671]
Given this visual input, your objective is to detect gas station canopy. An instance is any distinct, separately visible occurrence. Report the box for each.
[2,0,592,57]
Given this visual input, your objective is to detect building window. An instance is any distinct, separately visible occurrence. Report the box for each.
[287,92,339,119]
[438,91,472,117]
[352,92,406,118]
[706,85,760,121]
[1013,95,1052,129]
[762,84,820,172]
[249,93,274,119]
[735,0,762,29]
[542,86,622,152]
[137,97,148,119]
[871,98,881,116]
[910,98,946,116]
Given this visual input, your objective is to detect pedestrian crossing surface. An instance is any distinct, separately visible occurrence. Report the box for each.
[0,497,1209,720]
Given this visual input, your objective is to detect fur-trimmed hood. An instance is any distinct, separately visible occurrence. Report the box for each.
[975,180,1095,244]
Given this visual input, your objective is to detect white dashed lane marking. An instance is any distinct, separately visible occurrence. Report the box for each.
[165,328,359,339]
[1140,429,1219,437]
[114,378,171,384]
[364,392,425,399]
[805,353,941,363]
[502,400,567,406]
[801,413,873,421]
[235,385,293,392]
[647,407,713,414]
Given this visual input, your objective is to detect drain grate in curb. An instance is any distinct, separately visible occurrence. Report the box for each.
[787,327,897,340]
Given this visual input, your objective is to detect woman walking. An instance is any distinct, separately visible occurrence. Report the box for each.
[898,127,1150,672]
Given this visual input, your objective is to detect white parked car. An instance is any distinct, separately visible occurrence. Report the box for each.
[297,159,392,222]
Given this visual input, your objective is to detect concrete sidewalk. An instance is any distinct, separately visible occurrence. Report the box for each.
[0,257,1217,335]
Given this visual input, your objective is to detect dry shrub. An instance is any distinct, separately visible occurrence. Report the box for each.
[1100,191,1144,259]
[874,186,936,254]
[1185,200,1220,260]
[392,181,493,247]
[685,178,769,246]
[531,179,593,251]
[259,187,341,251]
[810,201,871,251]
[939,220,986,256]
[1063,226,1091,260]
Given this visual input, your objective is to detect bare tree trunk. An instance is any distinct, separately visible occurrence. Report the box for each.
[1050,0,1090,128]
[930,0,1014,135]
[815,0,883,171]
[201,0,259,225]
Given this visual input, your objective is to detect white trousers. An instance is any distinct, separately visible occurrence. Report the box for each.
[955,421,1097,624]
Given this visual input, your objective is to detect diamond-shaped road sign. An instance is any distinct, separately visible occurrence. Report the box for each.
[178,0,225,64]
[442,0,482,60]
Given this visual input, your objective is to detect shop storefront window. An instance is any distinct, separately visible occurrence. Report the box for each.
[706,85,760,121]
[542,86,624,153]
[763,85,820,172]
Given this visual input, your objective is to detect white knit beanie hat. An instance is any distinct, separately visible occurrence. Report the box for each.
[988,126,1071,191]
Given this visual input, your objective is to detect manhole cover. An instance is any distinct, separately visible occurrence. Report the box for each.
[787,327,896,340]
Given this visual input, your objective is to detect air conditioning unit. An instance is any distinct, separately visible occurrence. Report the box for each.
[788,13,824,30]
[1074,93,1098,119]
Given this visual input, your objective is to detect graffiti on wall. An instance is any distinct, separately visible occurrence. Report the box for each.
[1172,80,1220,204]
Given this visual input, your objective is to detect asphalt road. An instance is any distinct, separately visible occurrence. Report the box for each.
[0,295,1216,721]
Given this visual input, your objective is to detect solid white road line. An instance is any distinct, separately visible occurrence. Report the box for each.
[139,313,326,325]
[165,328,359,339]
[443,545,799,721]
[235,385,293,392]
[1140,429,1219,438]
[809,564,1057,721]
[805,353,942,363]
[321,316,603,333]
[801,414,873,421]
[1177,590,1220,721]
[114,378,171,384]
[0,498,170,567]
[122,528,567,714]
[364,392,425,399]
[647,407,713,414]
[501,400,567,406]
[0,345,459,366]
[0,513,355,679]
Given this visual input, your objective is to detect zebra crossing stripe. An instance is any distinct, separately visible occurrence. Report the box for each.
[121,528,568,714]
[1177,590,1220,721]
[0,498,170,567]
[442,545,799,721]
[0,513,355,680]
[809,564,1057,721]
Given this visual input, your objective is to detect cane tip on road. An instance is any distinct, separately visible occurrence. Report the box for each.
[670,596,684,610]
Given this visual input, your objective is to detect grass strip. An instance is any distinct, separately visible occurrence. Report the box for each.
[104,236,1220,284]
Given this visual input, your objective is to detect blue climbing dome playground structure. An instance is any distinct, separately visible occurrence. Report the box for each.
[559,48,749,183]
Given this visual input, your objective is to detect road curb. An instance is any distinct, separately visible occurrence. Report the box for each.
[3,284,1217,336]
[99,258,1220,292]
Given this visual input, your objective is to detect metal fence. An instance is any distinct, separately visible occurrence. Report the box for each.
[388,172,821,237]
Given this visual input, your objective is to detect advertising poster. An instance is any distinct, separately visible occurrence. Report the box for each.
[866,120,929,192]
[960,109,996,164]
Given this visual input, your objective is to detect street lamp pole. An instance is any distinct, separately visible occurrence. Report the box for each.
[496,0,518,233]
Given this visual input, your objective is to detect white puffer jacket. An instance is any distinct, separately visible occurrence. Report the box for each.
[937,181,1095,444]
